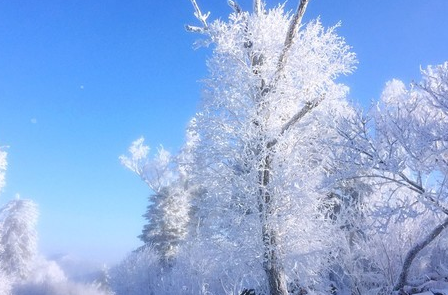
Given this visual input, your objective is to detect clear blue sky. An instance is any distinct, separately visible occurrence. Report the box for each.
[0,0,447,263]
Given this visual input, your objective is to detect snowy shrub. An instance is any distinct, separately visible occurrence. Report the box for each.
[13,280,114,295]
[25,257,67,285]
[13,257,114,295]
[109,246,160,295]
[109,245,266,295]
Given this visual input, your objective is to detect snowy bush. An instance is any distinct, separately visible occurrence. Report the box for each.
[13,280,114,295]
[109,247,160,295]
[110,245,266,295]
[13,257,114,295]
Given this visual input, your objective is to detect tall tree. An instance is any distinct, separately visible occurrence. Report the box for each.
[187,1,356,293]
[0,198,38,279]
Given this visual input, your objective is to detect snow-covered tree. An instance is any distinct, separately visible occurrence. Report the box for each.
[0,149,7,257]
[186,0,356,293]
[120,138,194,264]
[0,149,12,294]
[335,62,448,294]
[0,198,38,279]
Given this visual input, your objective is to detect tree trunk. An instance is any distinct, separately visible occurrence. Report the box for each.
[259,156,288,295]
[263,227,288,295]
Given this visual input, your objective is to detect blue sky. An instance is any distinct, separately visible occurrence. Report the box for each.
[0,0,447,263]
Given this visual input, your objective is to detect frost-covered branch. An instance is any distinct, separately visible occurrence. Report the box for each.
[280,93,323,134]
[228,0,242,14]
[276,0,310,73]
[185,25,205,33]
[186,0,210,32]
[119,137,174,193]
[253,0,262,15]
[268,94,325,148]
[394,217,448,291]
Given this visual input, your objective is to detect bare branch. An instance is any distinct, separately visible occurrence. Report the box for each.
[228,0,242,14]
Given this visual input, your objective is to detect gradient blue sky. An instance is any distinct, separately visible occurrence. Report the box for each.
[0,0,447,264]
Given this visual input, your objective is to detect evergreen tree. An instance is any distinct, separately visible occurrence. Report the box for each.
[121,138,193,264]
[0,149,11,294]
[0,198,38,279]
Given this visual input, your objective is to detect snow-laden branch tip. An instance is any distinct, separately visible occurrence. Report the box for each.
[189,0,210,30]
[253,0,262,15]
[119,137,149,176]
[120,138,175,193]
[185,25,205,33]
[228,0,242,14]
[276,0,310,74]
